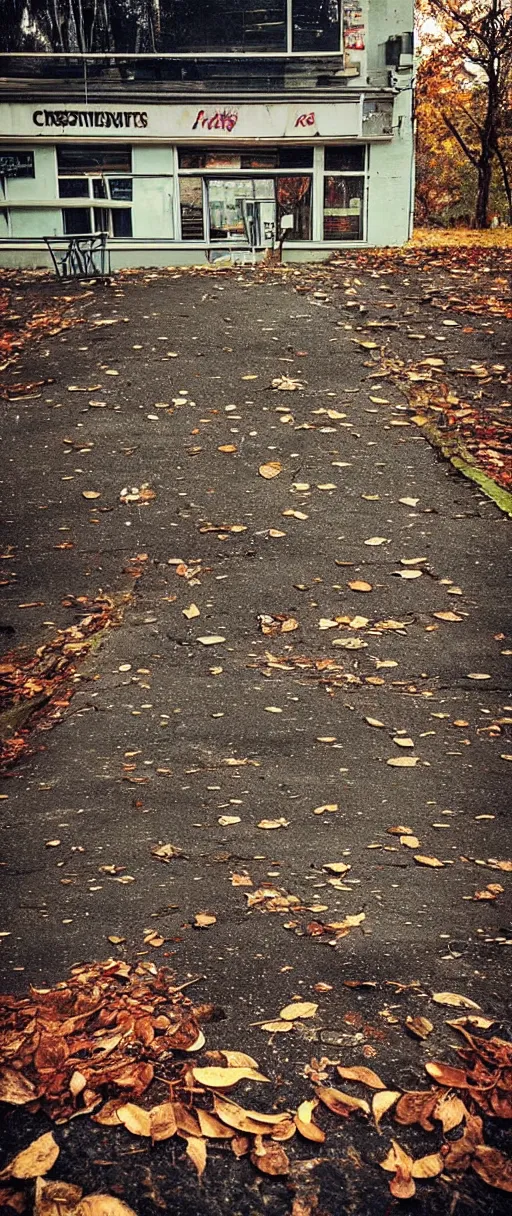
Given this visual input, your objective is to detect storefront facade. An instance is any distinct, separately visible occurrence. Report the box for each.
[0,3,415,267]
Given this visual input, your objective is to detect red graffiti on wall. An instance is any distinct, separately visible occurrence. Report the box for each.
[295,112,316,128]
[192,109,239,132]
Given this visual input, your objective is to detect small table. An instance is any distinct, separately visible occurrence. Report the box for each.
[44,232,110,279]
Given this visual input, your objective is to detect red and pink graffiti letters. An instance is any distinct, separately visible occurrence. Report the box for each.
[192,109,238,132]
[295,112,316,128]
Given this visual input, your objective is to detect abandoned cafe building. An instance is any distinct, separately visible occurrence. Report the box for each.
[0,2,415,268]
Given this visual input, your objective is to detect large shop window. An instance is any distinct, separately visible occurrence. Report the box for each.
[57,145,133,238]
[178,147,313,244]
[323,145,367,240]
[168,1,341,52]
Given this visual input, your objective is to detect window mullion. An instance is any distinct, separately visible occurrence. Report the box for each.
[287,0,293,53]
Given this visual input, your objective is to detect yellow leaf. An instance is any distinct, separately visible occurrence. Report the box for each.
[194,912,216,928]
[0,1067,36,1105]
[197,636,226,645]
[433,611,463,622]
[150,1102,177,1141]
[279,1001,318,1021]
[373,1091,401,1130]
[316,1086,370,1116]
[183,603,200,619]
[259,461,282,479]
[257,818,289,830]
[185,1136,207,1178]
[348,580,373,592]
[196,1109,235,1138]
[364,537,388,546]
[218,444,237,453]
[411,1153,444,1179]
[2,1133,59,1180]
[192,1066,269,1088]
[414,854,445,868]
[82,491,101,500]
[337,1066,385,1090]
[260,1020,293,1033]
[431,992,481,1010]
[387,756,419,767]
[322,861,350,874]
[117,1103,152,1137]
[75,1199,137,1216]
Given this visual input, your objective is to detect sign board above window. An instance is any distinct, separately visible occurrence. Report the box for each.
[0,100,396,143]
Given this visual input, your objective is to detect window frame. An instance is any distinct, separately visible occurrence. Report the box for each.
[321,143,369,243]
[168,1,344,56]
[178,160,315,242]
[58,173,134,238]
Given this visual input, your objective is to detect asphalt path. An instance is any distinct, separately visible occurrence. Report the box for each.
[0,262,511,1215]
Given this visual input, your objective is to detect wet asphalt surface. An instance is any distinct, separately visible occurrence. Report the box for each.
[0,259,511,1214]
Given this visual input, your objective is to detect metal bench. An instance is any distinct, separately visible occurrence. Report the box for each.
[44,232,111,279]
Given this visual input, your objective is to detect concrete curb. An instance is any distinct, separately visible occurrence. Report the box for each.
[414,415,512,518]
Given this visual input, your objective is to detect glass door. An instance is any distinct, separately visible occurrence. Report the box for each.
[207,178,276,244]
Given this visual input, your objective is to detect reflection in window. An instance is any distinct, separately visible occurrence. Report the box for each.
[292,0,340,51]
[180,177,204,239]
[276,176,311,240]
[112,209,133,238]
[323,175,364,240]
[57,146,132,174]
[325,146,365,172]
[59,179,89,198]
[63,207,92,235]
[169,2,286,52]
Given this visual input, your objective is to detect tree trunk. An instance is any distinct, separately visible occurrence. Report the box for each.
[475,147,493,228]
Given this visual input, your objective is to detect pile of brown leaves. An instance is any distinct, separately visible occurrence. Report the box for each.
[0,595,119,772]
[1,963,512,1207]
[0,959,207,1124]
[0,282,84,375]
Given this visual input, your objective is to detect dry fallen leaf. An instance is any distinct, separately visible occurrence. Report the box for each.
[250,1137,290,1175]
[380,1139,416,1200]
[0,1068,36,1105]
[405,1015,433,1040]
[431,992,481,1010]
[257,818,289,830]
[348,580,373,592]
[0,1133,59,1181]
[82,491,100,500]
[76,1199,138,1216]
[260,1020,293,1034]
[117,1103,152,1137]
[411,1152,444,1179]
[192,1066,269,1088]
[373,1090,401,1130]
[213,1096,290,1135]
[197,636,226,645]
[185,1136,207,1178]
[259,461,282,479]
[472,1144,512,1192]
[414,855,445,868]
[34,1178,83,1216]
[387,757,419,768]
[337,1066,385,1090]
[364,537,388,546]
[280,1002,318,1022]
[316,1086,370,1117]
[149,1102,177,1141]
[194,912,217,928]
[183,603,200,619]
[294,1099,325,1143]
